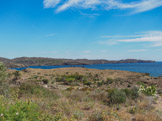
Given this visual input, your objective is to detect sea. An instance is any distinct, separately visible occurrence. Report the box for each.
[12,62,162,77]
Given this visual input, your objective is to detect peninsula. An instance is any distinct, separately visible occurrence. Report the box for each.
[0,57,155,68]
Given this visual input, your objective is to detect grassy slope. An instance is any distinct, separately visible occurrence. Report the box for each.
[1,67,162,121]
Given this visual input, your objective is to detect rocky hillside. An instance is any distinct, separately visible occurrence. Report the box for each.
[0,57,155,68]
[3,67,162,121]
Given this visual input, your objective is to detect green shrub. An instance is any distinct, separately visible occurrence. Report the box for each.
[42,79,49,84]
[32,75,39,79]
[97,81,103,87]
[55,77,62,82]
[73,110,84,120]
[0,96,56,121]
[122,87,139,99]
[129,107,137,114]
[66,87,75,91]
[13,71,21,79]
[64,77,75,85]
[88,111,104,121]
[0,62,9,97]
[83,81,91,86]
[106,78,114,84]
[0,96,40,121]
[19,83,58,99]
[97,80,105,87]
[139,85,157,96]
[107,88,126,105]
[136,81,145,85]
[56,74,87,85]
[0,62,7,82]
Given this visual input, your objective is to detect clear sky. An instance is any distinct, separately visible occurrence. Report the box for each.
[0,0,162,61]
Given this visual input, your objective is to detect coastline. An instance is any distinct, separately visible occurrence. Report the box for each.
[10,62,162,77]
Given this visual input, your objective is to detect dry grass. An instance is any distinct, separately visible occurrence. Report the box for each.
[5,67,162,121]
[134,113,161,121]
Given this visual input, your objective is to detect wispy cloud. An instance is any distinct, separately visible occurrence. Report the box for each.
[43,0,162,14]
[101,34,144,39]
[80,12,100,18]
[98,40,118,45]
[44,0,60,8]
[128,49,147,52]
[99,31,162,47]
[118,31,162,47]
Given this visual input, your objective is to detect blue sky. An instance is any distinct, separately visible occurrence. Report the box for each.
[0,0,162,61]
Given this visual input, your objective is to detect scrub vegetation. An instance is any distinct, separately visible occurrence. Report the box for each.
[0,62,162,121]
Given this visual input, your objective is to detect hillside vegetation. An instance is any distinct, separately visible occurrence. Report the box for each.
[0,62,162,121]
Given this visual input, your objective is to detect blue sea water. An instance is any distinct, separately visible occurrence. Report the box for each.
[12,62,162,77]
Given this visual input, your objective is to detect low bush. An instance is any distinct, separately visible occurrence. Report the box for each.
[56,74,86,85]
[122,87,139,99]
[66,87,75,91]
[97,82,102,87]
[129,107,137,114]
[0,62,7,82]
[64,77,75,85]
[88,111,104,121]
[97,80,105,87]
[89,90,107,102]
[139,85,157,96]
[19,82,58,99]
[106,78,114,84]
[0,62,9,97]
[0,96,55,121]
[83,81,92,86]
[42,79,49,84]
[107,87,139,105]
[136,81,145,85]
[13,71,21,80]
[73,110,84,120]
[107,88,126,105]
[32,75,39,79]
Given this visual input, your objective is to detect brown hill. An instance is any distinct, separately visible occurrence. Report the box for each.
[0,57,155,68]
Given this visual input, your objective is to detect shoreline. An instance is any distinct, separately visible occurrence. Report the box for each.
[10,62,162,77]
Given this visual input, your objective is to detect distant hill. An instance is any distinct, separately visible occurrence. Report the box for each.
[0,57,155,68]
